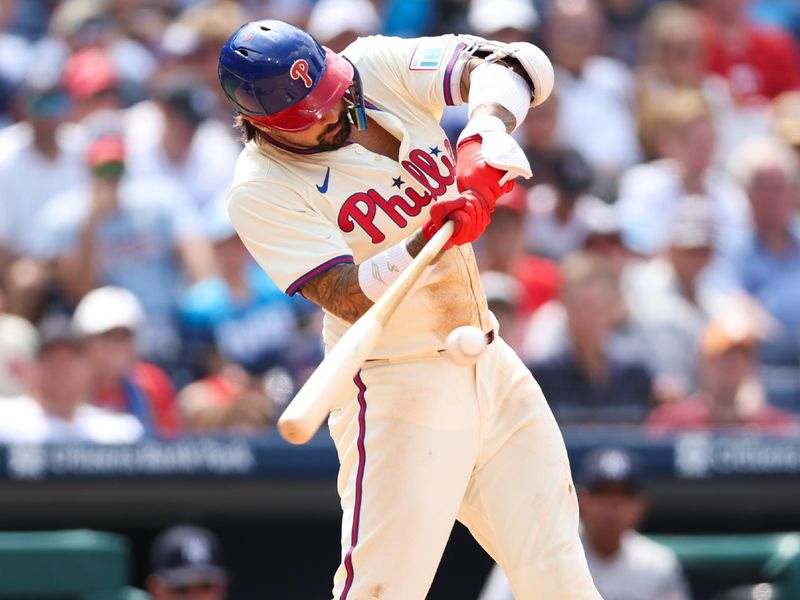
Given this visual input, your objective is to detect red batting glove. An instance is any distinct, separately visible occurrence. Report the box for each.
[422,190,491,250]
[456,135,514,211]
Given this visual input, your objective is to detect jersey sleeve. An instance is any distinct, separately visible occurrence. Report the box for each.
[343,34,469,113]
[227,179,353,296]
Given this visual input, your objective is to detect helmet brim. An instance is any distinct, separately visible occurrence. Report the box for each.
[249,49,353,132]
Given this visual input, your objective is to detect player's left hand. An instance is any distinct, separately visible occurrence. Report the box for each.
[456,135,515,211]
[422,190,491,250]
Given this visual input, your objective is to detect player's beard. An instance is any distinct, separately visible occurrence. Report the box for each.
[312,109,352,152]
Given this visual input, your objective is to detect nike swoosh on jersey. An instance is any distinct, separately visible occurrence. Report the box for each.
[316,167,331,193]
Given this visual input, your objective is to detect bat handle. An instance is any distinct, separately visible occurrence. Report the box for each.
[369,220,454,326]
[276,220,455,445]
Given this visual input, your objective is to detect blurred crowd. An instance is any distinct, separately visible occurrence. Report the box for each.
[0,0,799,442]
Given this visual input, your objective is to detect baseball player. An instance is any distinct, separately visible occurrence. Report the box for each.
[218,20,601,599]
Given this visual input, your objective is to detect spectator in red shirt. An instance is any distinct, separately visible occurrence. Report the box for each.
[177,364,278,435]
[701,0,800,105]
[72,286,181,437]
[646,315,797,433]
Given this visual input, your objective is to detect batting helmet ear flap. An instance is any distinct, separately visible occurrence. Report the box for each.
[218,19,356,132]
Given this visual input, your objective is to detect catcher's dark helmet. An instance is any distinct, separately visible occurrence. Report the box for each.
[218,19,366,132]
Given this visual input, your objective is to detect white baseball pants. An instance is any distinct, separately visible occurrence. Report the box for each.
[327,335,602,600]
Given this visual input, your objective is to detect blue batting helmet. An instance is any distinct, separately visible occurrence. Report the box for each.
[218,20,361,132]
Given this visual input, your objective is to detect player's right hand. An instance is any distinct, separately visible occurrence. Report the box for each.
[422,190,491,250]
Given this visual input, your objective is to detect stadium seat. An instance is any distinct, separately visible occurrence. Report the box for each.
[0,529,147,599]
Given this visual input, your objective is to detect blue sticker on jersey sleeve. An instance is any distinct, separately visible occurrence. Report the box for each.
[409,38,449,71]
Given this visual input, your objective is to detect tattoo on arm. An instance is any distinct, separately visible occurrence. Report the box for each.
[299,263,373,323]
[301,232,439,322]
[405,230,430,258]
[407,229,445,265]
[459,57,482,103]
[470,103,516,132]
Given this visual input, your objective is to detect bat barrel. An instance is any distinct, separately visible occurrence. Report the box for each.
[278,315,384,444]
[277,221,455,444]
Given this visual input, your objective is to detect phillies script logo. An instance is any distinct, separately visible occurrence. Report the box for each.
[338,143,456,244]
[290,59,313,88]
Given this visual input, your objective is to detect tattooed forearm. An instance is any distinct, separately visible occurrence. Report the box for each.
[405,230,436,259]
[301,232,439,322]
[459,57,483,104]
[470,103,516,133]
[299,263,373,323]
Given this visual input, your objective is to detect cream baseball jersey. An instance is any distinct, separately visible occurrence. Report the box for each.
[227,34,492,358]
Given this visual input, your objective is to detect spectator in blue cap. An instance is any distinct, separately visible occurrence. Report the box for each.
[178,194,305,380]
[0,315,143,443]
[147,524,228,600]
[574,447,690,600]
[479,447,690,600]
[0,67,83,322]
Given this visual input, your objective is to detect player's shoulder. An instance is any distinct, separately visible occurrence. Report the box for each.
[232,141,272,182]
[341,34,412,84]
[342,35,458,81]
[342,34,401,62]
[227,142,314,211]
[343,33,456,75]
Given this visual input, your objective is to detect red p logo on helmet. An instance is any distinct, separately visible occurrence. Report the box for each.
[290,59,313,88]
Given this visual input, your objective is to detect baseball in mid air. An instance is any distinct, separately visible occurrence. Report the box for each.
[445,326,488,366]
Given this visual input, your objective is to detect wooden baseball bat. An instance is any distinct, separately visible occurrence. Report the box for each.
[277,221,455,445]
